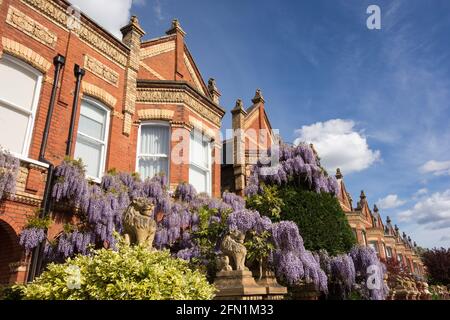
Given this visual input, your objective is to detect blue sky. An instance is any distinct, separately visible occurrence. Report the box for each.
[72,0,450,248]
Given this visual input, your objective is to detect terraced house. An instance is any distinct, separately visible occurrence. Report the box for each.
[0,0,225,284]
[335,169,425,276]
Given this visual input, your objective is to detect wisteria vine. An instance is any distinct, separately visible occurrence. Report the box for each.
[245,143,339,197]
[0,147,20,200]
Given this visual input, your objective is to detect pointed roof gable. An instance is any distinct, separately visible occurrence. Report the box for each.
[371,204,384,230]
[240,89,275,149]
[139,19,211,99]
[335,168,353,212]
[355,190,372,222]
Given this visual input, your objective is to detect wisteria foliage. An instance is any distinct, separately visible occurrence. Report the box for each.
[19,227,46,254]
[318,250,356,299]
[245,143,339,197]
[349,246,389,300]
[46,160,171,260]
[271,221,328,292]
[17,158,391,300]
[0,148,20,200]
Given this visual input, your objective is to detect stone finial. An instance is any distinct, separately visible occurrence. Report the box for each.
[395,224,399,232]
[386,216,391,224]
[120,15,145,38]
[232,99,245,112]
[373,204,379,213]
[131,15,139,24]
[251,88,265,104]
[408,236,411,242]
[403,232,407,238]
[414,241,417,247]
[208,78,221,104]
[166,18,186,36]
[335,168,343,179]
[360,190,366,200]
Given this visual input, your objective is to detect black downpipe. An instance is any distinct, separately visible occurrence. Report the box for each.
[39,55,66,161]
[27,54,65,282]
[66,64,85,156]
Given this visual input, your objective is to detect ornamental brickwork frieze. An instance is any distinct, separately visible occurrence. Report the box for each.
[137,88,222,127]
[83,55,119,87]
[21,0,128,67]
[6,6,57,48]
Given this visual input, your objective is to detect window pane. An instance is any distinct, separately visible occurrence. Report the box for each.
[190,132,209,168]
[189,165,207,194]
[74,136,102,178]
[140,125,169,155]
[138,157,168,180]
[0,102,29,154]
[79,101,106,140]
[0,57,38,111]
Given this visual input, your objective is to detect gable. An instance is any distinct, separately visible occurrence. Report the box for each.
[337,179,352,212]
[138,38,209,97]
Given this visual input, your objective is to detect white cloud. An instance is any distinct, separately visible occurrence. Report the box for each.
[420,160,450,176]
[153,0,164,21]
[294,119,380,174]
[69,0,144,38]
[415,188,428,196]
[377,194,406,210]
[398,189,450,230]
[413,188,428,199]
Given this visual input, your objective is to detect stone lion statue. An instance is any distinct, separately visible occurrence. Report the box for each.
[216,254,233,272]
[122,197,156,250]
[219,229,248,271]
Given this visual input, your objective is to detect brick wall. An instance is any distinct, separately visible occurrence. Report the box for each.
[0,0,226,284]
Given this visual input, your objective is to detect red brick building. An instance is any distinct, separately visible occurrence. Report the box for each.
[221,89,277,195]
[0,0,224,284]
[335,169,425,276]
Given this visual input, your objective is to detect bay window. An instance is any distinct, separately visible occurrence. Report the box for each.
[0,55,42,156]
[189,130,211,194]
[137,123,170,180]
[74,98,110,180]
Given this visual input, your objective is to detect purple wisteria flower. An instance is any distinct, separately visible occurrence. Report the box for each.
[270,221,328,292]
[19,227,46,253]
[244,143,339,197]
[0,148,20,199]
[227,209,259,233]
[176,246,201,260]
[52,159,89,206]
[222,191,246,211]
[349,245,388,300]
[174,182,197,202]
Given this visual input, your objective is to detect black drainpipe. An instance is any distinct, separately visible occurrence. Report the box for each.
[27,54,65,282]
[66,64,85,156]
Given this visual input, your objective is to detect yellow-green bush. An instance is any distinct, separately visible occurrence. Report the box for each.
[15,242,216,300]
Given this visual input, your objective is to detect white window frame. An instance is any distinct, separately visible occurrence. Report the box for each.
[0,54,43,158]
[75,97,110,182]
[189,130,212,195]
[135,121,171,180]
[386,246,393,258]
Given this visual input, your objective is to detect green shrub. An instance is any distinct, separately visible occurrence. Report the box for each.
[16,242,216,300]
[247,185,356,255]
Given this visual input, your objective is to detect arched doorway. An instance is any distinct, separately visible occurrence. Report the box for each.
[0,219,25,284]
